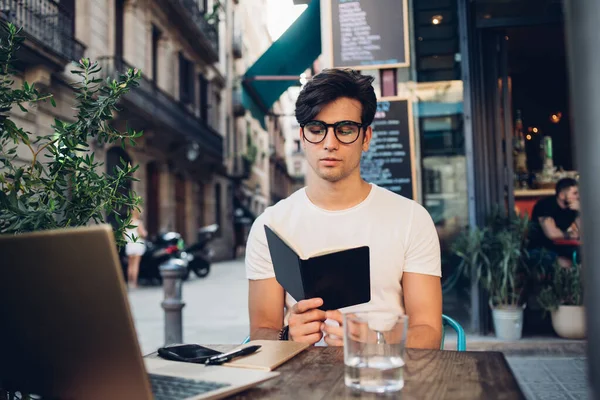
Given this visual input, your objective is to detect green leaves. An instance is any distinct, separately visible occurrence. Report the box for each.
[538,262,583,312]
[452,207,532,307]
[0,20,143,249]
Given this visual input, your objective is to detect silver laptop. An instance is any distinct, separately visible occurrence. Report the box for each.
[0,225,278,400]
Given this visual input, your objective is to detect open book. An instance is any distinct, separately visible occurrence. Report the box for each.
[264,225,371,311]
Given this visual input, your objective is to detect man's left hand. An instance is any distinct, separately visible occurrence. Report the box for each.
[323,310,344,346]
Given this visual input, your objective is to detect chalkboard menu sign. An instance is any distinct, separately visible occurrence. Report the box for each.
[361,99,416,200]
[330,0,409,70]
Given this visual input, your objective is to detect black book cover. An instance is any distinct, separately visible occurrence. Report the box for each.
[264,225,371,311]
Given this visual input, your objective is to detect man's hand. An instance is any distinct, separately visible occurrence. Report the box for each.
[288,298,327,344]
[568,199,581,211]
[323,310,344,346]
[567,223,580,239]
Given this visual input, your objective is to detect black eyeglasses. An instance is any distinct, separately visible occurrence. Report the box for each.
[300,120,364,144]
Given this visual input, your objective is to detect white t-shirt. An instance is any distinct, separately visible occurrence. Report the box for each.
[245,183,441,325]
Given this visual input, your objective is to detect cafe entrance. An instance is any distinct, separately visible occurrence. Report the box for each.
[461,0,573,333]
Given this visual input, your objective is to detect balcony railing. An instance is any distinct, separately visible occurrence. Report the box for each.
[0,0,84,63]
[175,0,219,58]
[98,56,223,161]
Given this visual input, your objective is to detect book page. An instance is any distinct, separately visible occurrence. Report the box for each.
[265,225,305,259]
[308,245,364,259]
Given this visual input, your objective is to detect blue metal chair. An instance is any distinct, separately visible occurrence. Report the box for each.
[442,314,466,351]
[243,314,466,351]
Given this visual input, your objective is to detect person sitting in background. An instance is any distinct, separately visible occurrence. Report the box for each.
[528,178,580,267]
[125,208,147,289]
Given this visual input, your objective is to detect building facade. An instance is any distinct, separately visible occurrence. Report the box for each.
[1,0,303,262]
[282,87,307,193]
[0,0,84,182]
[268,99,295,204]
[74,0,236,260]
[230,0,285,254]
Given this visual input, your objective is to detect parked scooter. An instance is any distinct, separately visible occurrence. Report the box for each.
[120,231,188,285]
[181,224,219,278]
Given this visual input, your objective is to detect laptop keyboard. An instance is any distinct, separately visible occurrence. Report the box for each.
[149,373,231,400]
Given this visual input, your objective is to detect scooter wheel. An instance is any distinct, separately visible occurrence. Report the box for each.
[194,266,210,278]
[191,258,210,278]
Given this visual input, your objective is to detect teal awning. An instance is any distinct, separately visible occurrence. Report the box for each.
[242,0,321,128]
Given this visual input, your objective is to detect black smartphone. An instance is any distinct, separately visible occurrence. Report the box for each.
[157,344,223,364]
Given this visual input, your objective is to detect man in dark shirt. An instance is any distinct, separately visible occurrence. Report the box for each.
[528,178,580,266]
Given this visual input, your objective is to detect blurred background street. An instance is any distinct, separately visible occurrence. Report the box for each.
[128,258,248,355]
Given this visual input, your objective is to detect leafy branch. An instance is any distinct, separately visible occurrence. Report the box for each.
[0,21,143,248]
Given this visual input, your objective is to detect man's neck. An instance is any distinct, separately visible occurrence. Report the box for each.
[305,173,372,211]
[555,196,567,209]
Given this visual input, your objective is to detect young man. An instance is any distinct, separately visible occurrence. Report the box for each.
[245,69,442,349]
[528,178,580,266]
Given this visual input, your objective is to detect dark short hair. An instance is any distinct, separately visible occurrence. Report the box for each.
[295,68,377,127]
[555,178,578,196]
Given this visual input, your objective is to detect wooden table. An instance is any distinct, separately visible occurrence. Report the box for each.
[201,345,525,400]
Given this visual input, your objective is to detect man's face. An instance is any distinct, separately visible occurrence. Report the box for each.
[559,185,579,205]
[300,97,372,183]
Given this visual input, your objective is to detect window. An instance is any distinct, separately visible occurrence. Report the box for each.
[115,0,124,58]
[198,0,209,14]
[215,183,222,229]
[151,25,161,83]
[175,174,187,239]
[199,74,209,122]
[62,0,75,32]
[212,91,221,128]
[145,162,160,236]
[225,116,230,158]
[227,185,233,213]
[179,53,194,105]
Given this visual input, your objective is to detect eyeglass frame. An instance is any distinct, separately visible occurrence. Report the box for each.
[299,120,366,144]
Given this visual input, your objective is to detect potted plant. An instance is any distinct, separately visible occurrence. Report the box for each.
[0,21,142,246]
[537,262,585,339]
[452,208,531,340]
[1,20,144,400]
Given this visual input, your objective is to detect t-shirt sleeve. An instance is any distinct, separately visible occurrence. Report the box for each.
[402,202,442,277]
[245,213,276,280]
[532,197,554,219]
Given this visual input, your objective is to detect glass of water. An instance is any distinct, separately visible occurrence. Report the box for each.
[343,311,408,393]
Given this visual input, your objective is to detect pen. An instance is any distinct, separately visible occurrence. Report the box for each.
[204,345,261,365]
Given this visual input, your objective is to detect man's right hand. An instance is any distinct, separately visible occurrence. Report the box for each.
[568,199,581,211]
[288,298,327,344]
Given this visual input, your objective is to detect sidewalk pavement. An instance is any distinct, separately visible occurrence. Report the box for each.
[127,257,250,355]
[507,356,588,400]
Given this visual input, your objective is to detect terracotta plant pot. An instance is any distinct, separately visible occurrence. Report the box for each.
[551,305,586,339]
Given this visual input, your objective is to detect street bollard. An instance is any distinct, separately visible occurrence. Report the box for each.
[159,258,187,346]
